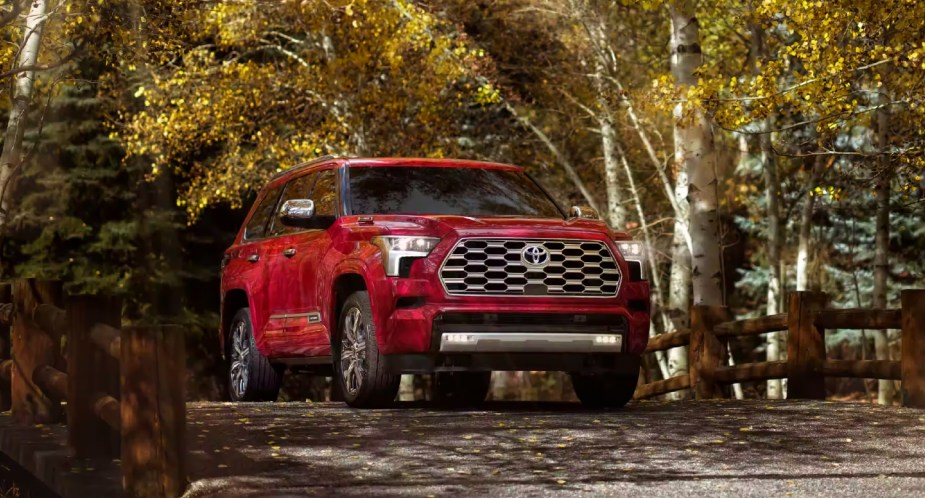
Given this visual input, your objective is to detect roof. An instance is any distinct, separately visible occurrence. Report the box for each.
[269,156,523,184]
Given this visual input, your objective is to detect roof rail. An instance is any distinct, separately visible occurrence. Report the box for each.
[270,155,340,180]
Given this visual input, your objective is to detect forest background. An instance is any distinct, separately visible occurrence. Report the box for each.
[1,0,923,404]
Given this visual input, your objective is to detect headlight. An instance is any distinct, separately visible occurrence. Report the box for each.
[371,236,440,277]
[616,240,647,280]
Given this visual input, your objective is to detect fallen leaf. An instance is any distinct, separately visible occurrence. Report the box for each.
[557,479,567,484]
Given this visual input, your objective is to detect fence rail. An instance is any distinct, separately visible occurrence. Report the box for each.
[635,289,925,408]
[0,279,186,497]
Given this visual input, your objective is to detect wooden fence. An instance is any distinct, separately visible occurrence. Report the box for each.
[0,279,186,497]
[635,289,925,407]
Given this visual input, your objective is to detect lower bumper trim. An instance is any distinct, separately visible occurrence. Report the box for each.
[439,332,622,353]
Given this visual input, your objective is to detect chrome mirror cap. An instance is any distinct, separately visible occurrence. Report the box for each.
[279,199,315,227]
[568,205,599,220]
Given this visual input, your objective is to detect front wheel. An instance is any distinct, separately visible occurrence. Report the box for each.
[569,373,637,409]
[334,291,400,408]
[227,308,283,402]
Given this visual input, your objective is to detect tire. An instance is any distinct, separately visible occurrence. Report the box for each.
[570,373,638,409]
[334,291,400,408]
[433,372,492,406]
[227,308,283,402]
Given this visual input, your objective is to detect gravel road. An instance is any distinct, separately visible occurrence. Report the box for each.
[183,399,925,497]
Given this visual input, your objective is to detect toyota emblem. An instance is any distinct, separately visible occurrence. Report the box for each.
[522,245,550,267]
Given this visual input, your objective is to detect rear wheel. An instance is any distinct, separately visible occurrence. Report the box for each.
[570,373,637,409]
[433,372,492,406]
[227,308,283,402]
[334,291,400,408]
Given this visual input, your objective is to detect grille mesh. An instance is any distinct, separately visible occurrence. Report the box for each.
[440,239,620,297]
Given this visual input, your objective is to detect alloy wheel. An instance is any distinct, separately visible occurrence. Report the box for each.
[340,306,368,396]
[229,320,250,399]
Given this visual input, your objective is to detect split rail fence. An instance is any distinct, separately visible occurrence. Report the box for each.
[635,289,925,407]
[0,279,186,497]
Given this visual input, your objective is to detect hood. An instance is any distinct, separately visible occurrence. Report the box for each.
[346,214,621,240]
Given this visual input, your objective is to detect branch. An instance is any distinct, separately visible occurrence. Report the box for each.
[0,42,80,80]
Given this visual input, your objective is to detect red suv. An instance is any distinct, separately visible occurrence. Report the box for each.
[220,157,650,408]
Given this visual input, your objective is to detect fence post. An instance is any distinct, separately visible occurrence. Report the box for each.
[11,279,64,424]
[689,305,731,399]
[0,283,10,412]
[122,325,186,498]
[786,291,829,399]
[67,295,122,458]
[901,289,925,408]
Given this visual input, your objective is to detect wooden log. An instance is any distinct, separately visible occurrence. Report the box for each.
[714,313,789,338]
[91,392,121,431]
[714,361,789,384]
[122,325,187,498]
[11,279,64,424]
[823,359,900,380]
[66,295,122,458]
[901,290,925,408]
[787,291,829,400]
[90,323,121,361]
[689,305,732,399]
[813,308,901,330]
[633,374,691,400]
[31,303,67,339]
[32,365,68,401]
[644,329,690,353]
[0,283,10,412]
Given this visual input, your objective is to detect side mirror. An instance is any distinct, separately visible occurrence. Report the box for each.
[279,199,315,228]
[568,205,599,220]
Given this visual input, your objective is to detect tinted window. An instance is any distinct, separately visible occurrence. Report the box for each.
[269,173,317,236]
[243,185,283,240]
[348,167,562,218]
[310,169,339,219]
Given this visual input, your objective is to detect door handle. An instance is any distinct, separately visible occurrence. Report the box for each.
[283,248,296,258]
[246,254,260,263]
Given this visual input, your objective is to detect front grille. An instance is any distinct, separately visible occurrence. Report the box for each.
[439,238,620,297]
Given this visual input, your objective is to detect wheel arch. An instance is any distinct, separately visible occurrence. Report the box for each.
[221,289,251,358]
[330,273,368,344]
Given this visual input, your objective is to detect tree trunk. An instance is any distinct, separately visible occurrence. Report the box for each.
[601,115,627,229]
[667,170,692,389]
[0,0,49,244]
[759,119,784,399]
[797,156,826,291]
[589,20,627,229]
[666,222,692,384]
[668,1,724,307]
[872,106,893,405]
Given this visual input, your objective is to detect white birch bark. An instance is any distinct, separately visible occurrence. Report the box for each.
[760,118,784,399]
[796,157,825,291]
[872,106,894,405]
[0,0,49,235]
[669,1,725,307]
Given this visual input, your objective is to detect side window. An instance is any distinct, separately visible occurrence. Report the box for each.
[268,173,317,236]
[243,185,283,240]
[310,169,338,220]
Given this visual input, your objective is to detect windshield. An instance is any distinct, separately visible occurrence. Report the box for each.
[347,166,563,218]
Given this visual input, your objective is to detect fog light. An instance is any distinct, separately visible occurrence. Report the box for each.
[594,335,619,344]
[445,334,475,343]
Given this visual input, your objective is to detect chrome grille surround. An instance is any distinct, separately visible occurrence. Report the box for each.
[439,238,621,297]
